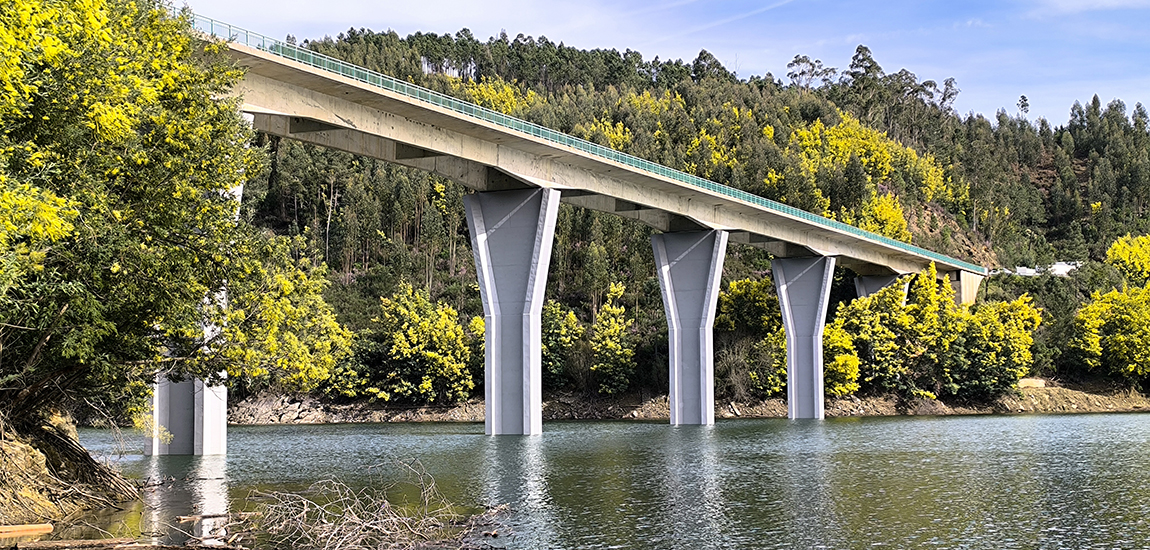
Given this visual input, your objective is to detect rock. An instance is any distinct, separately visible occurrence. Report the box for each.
[1018,378,1046,388]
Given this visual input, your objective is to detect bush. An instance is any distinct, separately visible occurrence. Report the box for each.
[1069,284,1150,385]
[590,283,635,394]
[326,284,474,403]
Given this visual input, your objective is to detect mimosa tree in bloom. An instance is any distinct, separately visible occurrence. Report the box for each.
[1,0,350,518]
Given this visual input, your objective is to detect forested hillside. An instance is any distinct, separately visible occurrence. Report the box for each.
[233,25,1150,403]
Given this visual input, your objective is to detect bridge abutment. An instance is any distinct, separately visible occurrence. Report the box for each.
[465,188,560,435]
[773,256,836,420]
[146,377,227,455]
[652,230,728,426]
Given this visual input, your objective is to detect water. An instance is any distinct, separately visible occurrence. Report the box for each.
[76,414,1150,549]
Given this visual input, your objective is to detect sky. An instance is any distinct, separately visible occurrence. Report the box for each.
[183,0,1150,125]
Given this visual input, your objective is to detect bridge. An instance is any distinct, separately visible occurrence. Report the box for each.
[147,12,988,454]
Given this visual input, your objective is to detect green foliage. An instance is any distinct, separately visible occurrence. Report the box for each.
[541,300,584,390]
[748,329,789,397]
[1069,284,1150,385]
[715,278,781,335]
[329,283,473,403]
[715,277,786,399]
[590,282,635,395]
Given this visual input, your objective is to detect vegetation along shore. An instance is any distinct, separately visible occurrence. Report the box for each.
[7,0,1150,535]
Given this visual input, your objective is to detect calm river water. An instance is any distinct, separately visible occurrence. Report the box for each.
[76,413,1150,549]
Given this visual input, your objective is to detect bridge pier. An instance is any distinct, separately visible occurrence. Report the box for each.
[652,230,728,426]
[854,275,898,298]
[773,256,836,420]
[146,377,227,455]
[947,270,984,305]
[465,188,560,435]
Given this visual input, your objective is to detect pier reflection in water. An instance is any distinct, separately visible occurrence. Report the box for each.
[80,413,1150,549]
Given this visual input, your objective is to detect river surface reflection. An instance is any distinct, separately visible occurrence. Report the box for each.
[79,413,1150,548]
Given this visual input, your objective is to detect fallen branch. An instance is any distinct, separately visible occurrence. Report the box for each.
[13,538,135,549]
[176,511,260,524]
[0,524,53,536]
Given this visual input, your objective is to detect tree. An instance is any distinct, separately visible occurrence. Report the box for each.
[0,0,350,476]
[786,55,835,91]
[1069,284,1150,385]
[833,265,1040,401]
[329,283,473,403]
[206,235,353,393]
[541,300,584,390]
[1105,233,1150,286]
[590,282,635,394]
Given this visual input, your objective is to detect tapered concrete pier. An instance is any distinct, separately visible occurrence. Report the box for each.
[466,188,560,435]
[146,377,227,455]
[652,230,728,426]
[773,256,836,420]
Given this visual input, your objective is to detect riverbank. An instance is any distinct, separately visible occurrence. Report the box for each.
[229,379,1150,425]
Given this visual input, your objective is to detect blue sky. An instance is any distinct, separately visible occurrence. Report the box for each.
[186,0,1150,125]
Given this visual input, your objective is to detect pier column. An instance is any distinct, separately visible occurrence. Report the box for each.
[652,230,728,426]
[772,256,836,420]
[466,188,560,435]
[947,270,984,305]
[146,129,246,456]
[146,377,227,455]
[854,275,898,298]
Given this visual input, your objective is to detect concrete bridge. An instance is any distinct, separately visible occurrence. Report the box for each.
[148,13,987,454]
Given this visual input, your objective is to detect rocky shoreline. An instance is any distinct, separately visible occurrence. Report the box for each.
[229,379,1150,425]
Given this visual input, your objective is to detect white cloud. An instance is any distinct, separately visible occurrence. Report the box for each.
[1029,0,1150,15]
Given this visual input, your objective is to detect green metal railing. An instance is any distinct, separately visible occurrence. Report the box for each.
[183,10,986,275]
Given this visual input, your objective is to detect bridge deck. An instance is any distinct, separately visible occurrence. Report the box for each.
[185,11,986,278]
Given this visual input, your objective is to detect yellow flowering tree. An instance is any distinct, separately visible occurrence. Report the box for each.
[1,0,350,426]
[332,283,473,403]
[765,111,953,242]
[541,299,584,390]
[833,264,1040,401]
[1069,284,1150,384]
[1105,233,1150,286]
[590,282,634,394]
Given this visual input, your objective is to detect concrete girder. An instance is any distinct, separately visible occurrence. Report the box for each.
[227,62,965,278]
[251,113,529,192]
